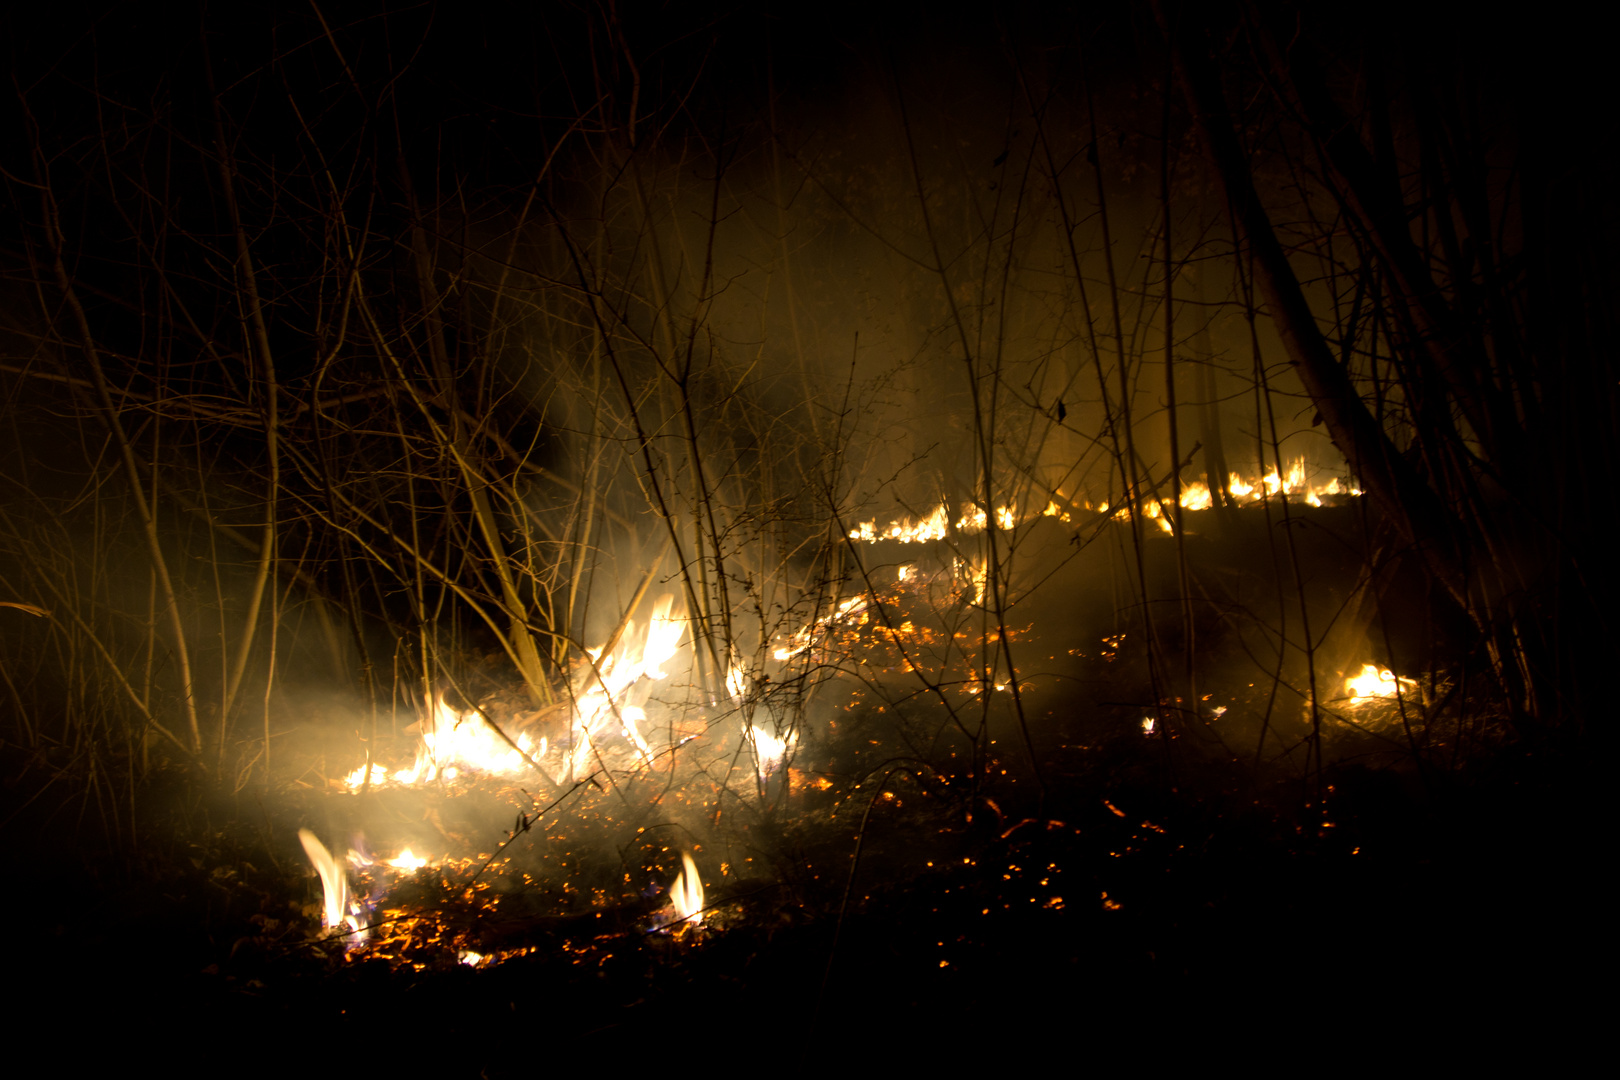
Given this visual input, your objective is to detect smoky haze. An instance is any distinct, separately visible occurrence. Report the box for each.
[0,0,1589,929]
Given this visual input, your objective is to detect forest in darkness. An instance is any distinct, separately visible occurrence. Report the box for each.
[0,1,1606,1066]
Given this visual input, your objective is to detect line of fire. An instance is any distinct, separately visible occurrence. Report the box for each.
[0,1,1604,1066]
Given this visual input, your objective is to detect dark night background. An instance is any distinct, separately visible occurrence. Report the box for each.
[0,1,1607,1069]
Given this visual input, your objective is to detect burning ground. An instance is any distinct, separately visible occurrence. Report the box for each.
[8,504,1598,1067]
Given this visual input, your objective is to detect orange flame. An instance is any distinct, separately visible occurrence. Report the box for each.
[1345,663,1416,704]
[298,828,367,944]
[668,851,704,929]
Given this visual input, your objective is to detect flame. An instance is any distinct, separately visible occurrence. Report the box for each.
[1179,482,1212,511]
[774,593,868,662]
[386,848,428,871]
[853,503,951,544]
[726,663,749,702]
[298,828,368,944]
[347,695,545,789]
[566,596,695,777]
[1345,663,1416,704]
[955,505,987,532]
[667,851,704,929]
[1141,499,1175,534]
[840,462,1355,547]
[642,594,684,680]
[749,724,793,783]
[954,556,988,605]
[347,593,693,789]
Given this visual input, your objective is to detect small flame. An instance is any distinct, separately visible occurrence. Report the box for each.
[749,724,793,783]
[726,664,749,702]
[668,851,704,929]
[1141,499,1175,534]
[841,462,1356,549]
[642,594,684,681]
[955,505,987,532]
[1345,663,1416,704]
[955,557,988,605]
[386,848,428,871]
[1141,717,1156,735]
[1179,482,1212,511]
[298,829,367,945]
[346,695,545,790]
[774,593,868,662]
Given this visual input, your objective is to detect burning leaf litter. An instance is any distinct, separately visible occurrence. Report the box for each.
[300,474,1377,968]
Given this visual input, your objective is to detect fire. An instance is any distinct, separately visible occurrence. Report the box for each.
[1345,663,1416,704]
[851,503,951,544]
[346,593,705,790]
[667,851,704,929]
[298,828,368,944]
[1140,499,1175,534]
[954,556,988,605]
[839,461,1356,548]
[749,724,793,784]
[774,593,868,662]
[568,601,688,777]
[386,848,428,871]
[346,694,545,789]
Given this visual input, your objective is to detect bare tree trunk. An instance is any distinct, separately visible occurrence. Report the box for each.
[1161,2,1470,615]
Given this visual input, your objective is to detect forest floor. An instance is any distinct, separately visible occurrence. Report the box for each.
[5,711,1598,1073]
